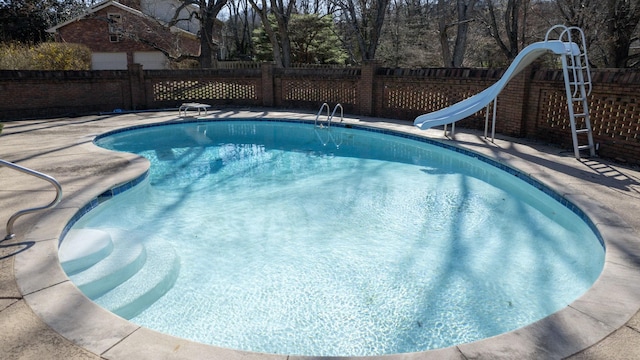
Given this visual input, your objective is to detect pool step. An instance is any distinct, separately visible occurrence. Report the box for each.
[68,233,146,299]
[93,241,180,320]
[59,229,114,275]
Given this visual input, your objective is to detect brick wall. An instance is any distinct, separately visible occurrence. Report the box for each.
[53,5,200,64]
[374,68,503,127]
[0,65,638,164]
[273,66,360,114]
[528,69,640,162]
[0,70,131,118]
[143,68,263,109]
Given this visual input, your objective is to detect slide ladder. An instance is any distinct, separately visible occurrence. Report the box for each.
[548,25,596,158]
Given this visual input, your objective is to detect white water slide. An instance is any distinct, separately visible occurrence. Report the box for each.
[414,25,597,159]
[414,40,579,130]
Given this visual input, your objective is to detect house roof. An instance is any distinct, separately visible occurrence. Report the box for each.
[45,0,197,39]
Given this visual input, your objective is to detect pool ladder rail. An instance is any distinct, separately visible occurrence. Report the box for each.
[314,103,344,128]
[314,103,344,148]
[1,159,63,240]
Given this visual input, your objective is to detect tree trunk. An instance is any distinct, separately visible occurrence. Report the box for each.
[438,0,453,67]
[365,0,390,60]
[197,0,228,68]
[438,0,476,67]
[248,0,282,66]
[341,0,390,62]
[485,0,521,61]
[271,0,295,67]
[199,14,216,68]
[451,0,476,67]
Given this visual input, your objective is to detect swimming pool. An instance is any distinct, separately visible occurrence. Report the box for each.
[59,119,605,356]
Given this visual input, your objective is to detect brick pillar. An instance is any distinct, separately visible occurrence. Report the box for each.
[358,61,378,116]
[128,63,145,110]
[497,66,532,137]
[261,62,274,107]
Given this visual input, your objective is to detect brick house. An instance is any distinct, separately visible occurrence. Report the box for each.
[46,0,207,70]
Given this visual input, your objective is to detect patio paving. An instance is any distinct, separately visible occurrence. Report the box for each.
[1,109,639,359]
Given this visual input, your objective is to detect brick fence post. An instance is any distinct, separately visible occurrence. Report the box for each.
[498,66,532,137]
[358,61,378,116]
[128,63,146,110]
[261,62,274,107]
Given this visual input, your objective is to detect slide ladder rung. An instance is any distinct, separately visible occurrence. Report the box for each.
[568,81,588,87]
[575,128,590,134]
[577,144,594,151]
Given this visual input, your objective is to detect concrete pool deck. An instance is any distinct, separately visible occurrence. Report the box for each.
[1,109,640,359]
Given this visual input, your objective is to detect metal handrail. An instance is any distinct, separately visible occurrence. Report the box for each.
[314,103,344,128]
[313,103,345,148]
[544,25,592,97]
[329,103,344,127]
[314,102,331,127]
[1,159,63,240]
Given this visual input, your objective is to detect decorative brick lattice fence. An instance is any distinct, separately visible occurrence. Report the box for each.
[0,64,638,164]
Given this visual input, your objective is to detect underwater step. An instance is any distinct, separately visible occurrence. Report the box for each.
[69,232,147,299]
[59,228,114,275]
[93,241,181,320]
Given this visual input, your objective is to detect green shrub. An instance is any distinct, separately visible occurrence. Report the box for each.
[0,42,91,70]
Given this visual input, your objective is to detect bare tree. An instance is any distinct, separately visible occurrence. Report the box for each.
[437,0,477,67]
[479,0,530,61]
[298,0,333,14]
[170,0,228,68]
[224,0,258,60]
[116,14,200,64]
[554,0,591,29]
[335,0,391,61]
[380,0,405,67]
[248,0,296,67]
[374,0,437,67]
[552,0,606,66]
[554,0,640,67]
[603,0,640,67]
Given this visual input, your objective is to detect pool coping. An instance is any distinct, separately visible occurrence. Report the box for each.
[6,109,640,359]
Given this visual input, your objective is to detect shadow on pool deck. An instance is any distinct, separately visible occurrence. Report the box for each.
[1,109,640,359]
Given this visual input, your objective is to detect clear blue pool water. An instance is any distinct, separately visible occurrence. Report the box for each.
[62,120,604,356]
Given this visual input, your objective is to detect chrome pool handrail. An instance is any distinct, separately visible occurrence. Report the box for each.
[314,103,343,128]
[314,103,331,127]
[1,159,63,240]
[329,103,344,126]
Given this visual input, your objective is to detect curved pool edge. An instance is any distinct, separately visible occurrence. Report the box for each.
[9,110,640,360]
